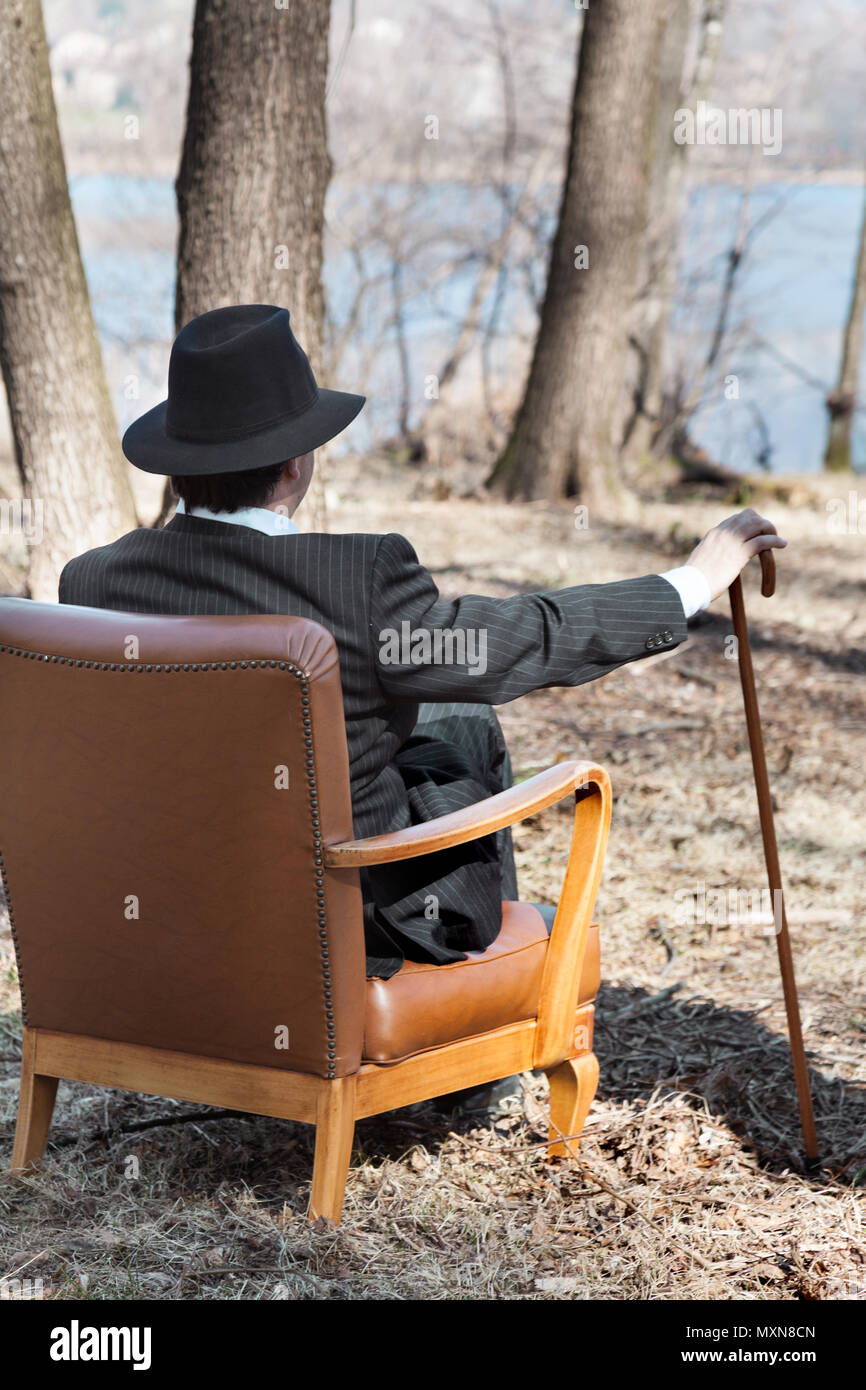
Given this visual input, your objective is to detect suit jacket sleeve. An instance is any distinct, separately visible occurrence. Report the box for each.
[369,531,689,704]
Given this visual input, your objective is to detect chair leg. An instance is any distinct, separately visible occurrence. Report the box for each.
[546,1052,599,1160]
[11,1030,58,1173]
[309,1075,357,1224]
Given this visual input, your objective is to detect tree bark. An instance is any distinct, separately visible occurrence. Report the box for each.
[629,0,727,459]
[174,0,333,527]
[625,0,693,460]
[824,178,866,473]
[0,0,138,600]
[488,0,665,510]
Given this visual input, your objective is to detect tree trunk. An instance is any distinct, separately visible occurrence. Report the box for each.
[488,0,665,511]
[824,178,866,473]
[174,0,333,528]
[625,0,693,460]
[630,0,727,460]
[0,0,138,600]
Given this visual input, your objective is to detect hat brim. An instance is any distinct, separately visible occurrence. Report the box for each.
[121,388,366,475]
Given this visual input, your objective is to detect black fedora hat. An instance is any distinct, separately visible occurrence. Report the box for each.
[122,304,365,475]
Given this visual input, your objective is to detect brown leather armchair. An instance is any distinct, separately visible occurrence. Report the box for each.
[1,598,610,1223]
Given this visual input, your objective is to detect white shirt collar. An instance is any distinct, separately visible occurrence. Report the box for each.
[174,498,299,537]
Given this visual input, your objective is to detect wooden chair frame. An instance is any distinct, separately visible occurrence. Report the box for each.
[11,760,611,1223]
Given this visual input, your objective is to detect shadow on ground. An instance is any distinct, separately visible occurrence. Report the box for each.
[593,982,866,1178]
[2,983,863,1206]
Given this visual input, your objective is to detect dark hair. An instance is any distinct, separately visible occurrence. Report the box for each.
[170,461,286,513]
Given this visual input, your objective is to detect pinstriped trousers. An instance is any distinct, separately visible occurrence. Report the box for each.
[397,701,519,901]
[360,701,520,976]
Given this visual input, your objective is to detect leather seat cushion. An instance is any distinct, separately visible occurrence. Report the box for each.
[363,901,600,1064]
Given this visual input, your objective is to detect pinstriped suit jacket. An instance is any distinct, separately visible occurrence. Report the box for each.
[59,512,688,976]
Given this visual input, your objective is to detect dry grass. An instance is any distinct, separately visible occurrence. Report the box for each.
[1,467,864,1300]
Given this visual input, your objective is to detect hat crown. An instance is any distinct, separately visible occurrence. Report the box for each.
[165,305,319,443]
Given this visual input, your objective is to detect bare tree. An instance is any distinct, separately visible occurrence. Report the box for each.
[172,0,333,527]
[629,0,729,462]
[0,0,138,599]
[824,177,866,472]
[412,158,548,465]
[488,0,665,509]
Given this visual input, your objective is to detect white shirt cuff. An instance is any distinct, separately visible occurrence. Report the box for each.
[657,565,712,620]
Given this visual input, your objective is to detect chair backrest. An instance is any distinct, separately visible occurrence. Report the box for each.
[0,598,366,1079]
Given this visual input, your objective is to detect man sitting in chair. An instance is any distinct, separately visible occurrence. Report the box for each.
[59,305,786,1112]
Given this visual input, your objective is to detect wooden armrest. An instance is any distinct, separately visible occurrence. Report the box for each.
[323,760,607,867]
[534,762,612,1070]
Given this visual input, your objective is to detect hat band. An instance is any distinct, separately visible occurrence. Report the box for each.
[165,387,320,444]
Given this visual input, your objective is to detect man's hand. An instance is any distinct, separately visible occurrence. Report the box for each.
[686,509,787,603]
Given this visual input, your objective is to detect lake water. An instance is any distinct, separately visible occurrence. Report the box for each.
[69,174,866,475]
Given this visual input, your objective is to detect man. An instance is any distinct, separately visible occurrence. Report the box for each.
[59,305,786,1106]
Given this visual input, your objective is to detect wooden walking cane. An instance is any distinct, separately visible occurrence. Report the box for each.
[729,549,819,1162]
